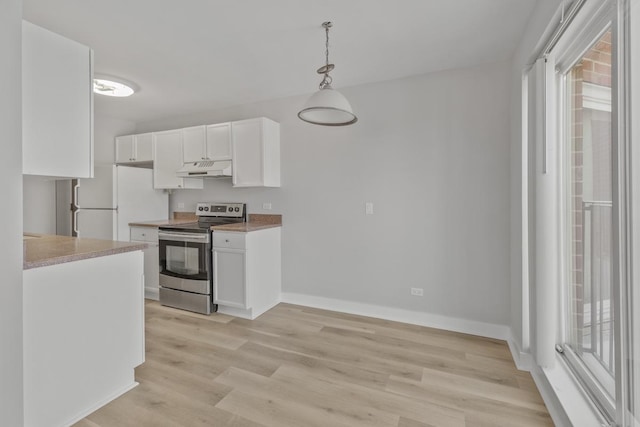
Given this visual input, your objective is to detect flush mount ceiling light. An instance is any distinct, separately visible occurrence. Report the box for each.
[298,21,357,126]
[93,76,137,97]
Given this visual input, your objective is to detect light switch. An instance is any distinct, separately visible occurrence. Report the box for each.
[365,202,374,215]
[263,202,272,210]
[177,202,185,209]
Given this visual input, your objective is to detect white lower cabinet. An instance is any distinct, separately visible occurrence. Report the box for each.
[214,249,246,308]
[212,227,281,319]
[23,251,144,427]
[130,226,160,300]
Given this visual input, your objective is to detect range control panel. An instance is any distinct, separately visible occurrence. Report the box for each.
[195,202,245,218]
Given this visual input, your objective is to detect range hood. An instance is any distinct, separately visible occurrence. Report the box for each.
[176,160,232,178]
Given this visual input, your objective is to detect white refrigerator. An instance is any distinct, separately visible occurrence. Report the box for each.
[71,165,168,240]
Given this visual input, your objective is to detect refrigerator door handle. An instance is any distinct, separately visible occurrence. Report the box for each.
[73,210,79,235]
[73,183,80,209]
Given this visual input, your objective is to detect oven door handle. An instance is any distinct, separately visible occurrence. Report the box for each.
[158,231,210,243]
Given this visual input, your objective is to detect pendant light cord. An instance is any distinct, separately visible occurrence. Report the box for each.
[318,22,334,90]
[325,24,330,69]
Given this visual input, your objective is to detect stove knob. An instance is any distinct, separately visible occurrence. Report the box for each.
[228,207,233,212]
[204,207,209,211]
[198,206,204,211]
[234,207,240,212]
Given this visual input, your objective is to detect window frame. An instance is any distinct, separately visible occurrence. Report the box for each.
[544,0,619,422]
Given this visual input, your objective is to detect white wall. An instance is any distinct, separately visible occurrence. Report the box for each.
[630,0,640,415]
[137,61,512,327]
[0,0,23,424]
[23,176,57,234]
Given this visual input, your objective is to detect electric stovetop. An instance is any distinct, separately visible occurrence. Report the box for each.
[159,202,246,234]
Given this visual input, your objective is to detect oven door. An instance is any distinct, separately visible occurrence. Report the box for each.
[158,231,210,294]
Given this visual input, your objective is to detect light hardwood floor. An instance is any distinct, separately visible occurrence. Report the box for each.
[74,301,553,427]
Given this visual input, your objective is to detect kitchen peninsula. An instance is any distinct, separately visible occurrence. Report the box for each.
[23,234,146,427]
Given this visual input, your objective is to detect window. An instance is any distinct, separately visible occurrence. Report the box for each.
[561,29,616,415]
[527,0,639,424]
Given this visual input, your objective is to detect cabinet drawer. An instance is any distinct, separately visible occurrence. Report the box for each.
[212,232,245,249]
[130,227,159,243]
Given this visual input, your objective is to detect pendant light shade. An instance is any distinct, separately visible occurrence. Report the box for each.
[298,21,357,126]
[298,87,357,126]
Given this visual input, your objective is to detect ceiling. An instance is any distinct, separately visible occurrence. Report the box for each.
[23,0,538,124]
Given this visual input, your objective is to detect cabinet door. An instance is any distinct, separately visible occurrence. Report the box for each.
[206,123,232,161]
[153,130,184,189]
[213,248,246,309]
[134,133,154,162]
[182,125,207,163]
[232,119,264,187]
[115,135,135,163]
[22,21,93,178]
[142,243,160,298]
[130,227,159,299]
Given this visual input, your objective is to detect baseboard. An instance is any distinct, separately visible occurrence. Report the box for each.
[144,287,159,301]
[63,381,139,426]
[280,292,510,341]
[217,305,254,320]
[507,332,534,371]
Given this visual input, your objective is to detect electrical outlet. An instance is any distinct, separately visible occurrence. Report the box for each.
[177,202,185,209]
[365,202,374,215]
[410,288,424,297]
[262,202,272,210]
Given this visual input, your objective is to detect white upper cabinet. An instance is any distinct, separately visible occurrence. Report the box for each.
[116,133,154,165]
[115,135,134,164]
[121,117,278,188]
[183,123,232,163]
[182,126,207,163]
[153,130,183,189]
[206,123,232,161]
[135,133,154,161]
[153,129,203,190]
[231,118,280,187]
[22,21,93,178]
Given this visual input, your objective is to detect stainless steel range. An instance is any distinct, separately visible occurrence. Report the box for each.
[158,202,246,314]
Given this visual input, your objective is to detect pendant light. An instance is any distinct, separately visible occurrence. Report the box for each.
[298,22,357,126]
[93,74,137,97]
